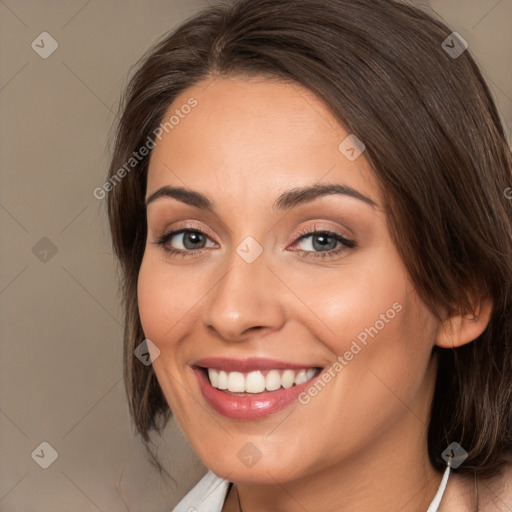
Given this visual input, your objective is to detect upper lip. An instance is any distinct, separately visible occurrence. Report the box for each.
[193,357,321,373]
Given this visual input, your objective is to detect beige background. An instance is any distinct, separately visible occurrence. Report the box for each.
[0,1,510,511]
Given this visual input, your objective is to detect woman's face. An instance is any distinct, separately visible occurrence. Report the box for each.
[138,76,441,484]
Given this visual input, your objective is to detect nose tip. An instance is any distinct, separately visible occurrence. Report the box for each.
[207,320,267,341]
[201,254,285,342]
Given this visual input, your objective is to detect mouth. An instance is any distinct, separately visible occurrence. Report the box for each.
[191,357,325,419]
[196,366,322,395]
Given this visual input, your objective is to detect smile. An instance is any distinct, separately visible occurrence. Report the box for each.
[192,357,323,419]
[206,368,319,393]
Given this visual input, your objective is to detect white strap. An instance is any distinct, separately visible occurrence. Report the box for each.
[425,462,452,512]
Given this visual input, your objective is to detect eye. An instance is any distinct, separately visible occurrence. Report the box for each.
[151,224,357,260]
[152,228,216,256]
[290,225,356,260]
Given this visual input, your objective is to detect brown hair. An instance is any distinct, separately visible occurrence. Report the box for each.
[106,0,512,479]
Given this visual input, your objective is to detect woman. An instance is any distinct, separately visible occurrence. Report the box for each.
[105,0,512,510]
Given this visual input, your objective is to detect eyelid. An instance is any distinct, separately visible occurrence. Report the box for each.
[293,222,354,242]
[158,220,217,241]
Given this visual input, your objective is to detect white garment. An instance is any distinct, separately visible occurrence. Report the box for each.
[171,470,230,512]
[171,466,450,512]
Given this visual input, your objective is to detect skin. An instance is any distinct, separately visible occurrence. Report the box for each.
[137,75,494,512]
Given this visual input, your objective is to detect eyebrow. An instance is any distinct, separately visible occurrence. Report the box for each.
[145,183,377,211]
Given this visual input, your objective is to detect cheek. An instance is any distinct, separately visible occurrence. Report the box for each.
[285,244,437,407]
[288,266,437,464]
[136,253,204,414]
[137,253,197,353]
[137,260,167,342]
[283,244,415,355]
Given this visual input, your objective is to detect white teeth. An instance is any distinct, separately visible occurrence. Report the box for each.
[281,369,296,388]
[206,367,319,393]
[294,369,308,385]
[227,371,245,392]
[265,370,281,391]
[208,368,219,387]
[245,370,266,393]
[217,370,228,390]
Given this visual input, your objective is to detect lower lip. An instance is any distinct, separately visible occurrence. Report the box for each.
[193,366,321,420]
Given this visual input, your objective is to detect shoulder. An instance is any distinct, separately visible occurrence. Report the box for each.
[439,462,512,512]
[171,470,231,512]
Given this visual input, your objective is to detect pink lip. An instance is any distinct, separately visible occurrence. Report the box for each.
[193,357,319,373]
[192,363,322,420]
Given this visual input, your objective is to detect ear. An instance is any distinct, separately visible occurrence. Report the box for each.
[435,294,493,349]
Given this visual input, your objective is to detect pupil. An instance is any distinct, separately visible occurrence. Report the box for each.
[184,232,205,249]
[313,234,336,251]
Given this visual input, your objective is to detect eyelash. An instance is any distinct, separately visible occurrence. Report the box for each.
[294,225,357,259]
[152,224,357,260]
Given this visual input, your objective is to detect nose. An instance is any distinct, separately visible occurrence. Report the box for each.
[201,246,286,342]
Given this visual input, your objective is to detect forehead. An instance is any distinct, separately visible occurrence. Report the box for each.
[146,75,380,207]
